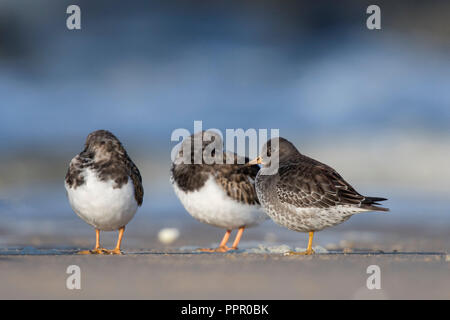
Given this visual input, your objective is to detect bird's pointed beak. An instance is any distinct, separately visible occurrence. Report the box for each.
[247,156,262,166]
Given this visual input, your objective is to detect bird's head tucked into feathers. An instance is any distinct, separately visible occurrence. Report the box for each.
[175,130,224,165]
[83,129,127,161]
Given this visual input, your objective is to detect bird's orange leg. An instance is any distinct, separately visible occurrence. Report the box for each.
[104,226,125,255]
[285,231,315,256]
[198,230,232,252]
[78,229,109,255]
[230,226,245,250]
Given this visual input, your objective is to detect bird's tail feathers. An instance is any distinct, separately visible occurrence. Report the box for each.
[361,196,389,212]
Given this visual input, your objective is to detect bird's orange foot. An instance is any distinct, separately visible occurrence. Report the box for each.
[284,249,315,256]
[102,248,123,255]
[78,248,109,255]
[197,246,236,253]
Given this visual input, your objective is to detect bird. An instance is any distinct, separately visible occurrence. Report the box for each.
[170,131,268,252]
[248,137,388,255]
[65,130,144,255]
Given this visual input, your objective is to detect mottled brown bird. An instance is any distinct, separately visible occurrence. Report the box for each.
[65,130,143,255]
[250,137,388,255]
[171,131,267,252]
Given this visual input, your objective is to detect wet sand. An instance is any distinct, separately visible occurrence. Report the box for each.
[0,246,448,299]
[1,219,449,299]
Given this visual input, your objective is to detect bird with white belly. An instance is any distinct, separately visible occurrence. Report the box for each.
[171,131,267,252]
[65,130,144,255]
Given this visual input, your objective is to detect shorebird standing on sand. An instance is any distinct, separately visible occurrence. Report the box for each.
[65,130,144,255]
[171,131,268,252]
[249,137,388,255]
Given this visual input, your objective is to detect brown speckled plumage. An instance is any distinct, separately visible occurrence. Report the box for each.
[171,153,260,206]
[171,131,260,206]
[255,137,388,232]
[65,130,144,206]
[275,157,387,212]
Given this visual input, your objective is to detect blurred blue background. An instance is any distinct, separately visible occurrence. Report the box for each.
[0,0,449,250]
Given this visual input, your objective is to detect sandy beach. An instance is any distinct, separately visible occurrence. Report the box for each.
[0,210,449,300]
[0,249,448,300]
[1,221,449,301]
[1,0,450,303]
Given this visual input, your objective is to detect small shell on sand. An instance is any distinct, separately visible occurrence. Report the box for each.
[157,228,180,245]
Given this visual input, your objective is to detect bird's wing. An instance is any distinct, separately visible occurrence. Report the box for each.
[276,161,372,209]
[214,153,260,205]
[65,155,89,188]
[128,158,144,206]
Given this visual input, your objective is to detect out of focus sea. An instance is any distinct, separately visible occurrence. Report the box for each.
[0,1,449,251]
